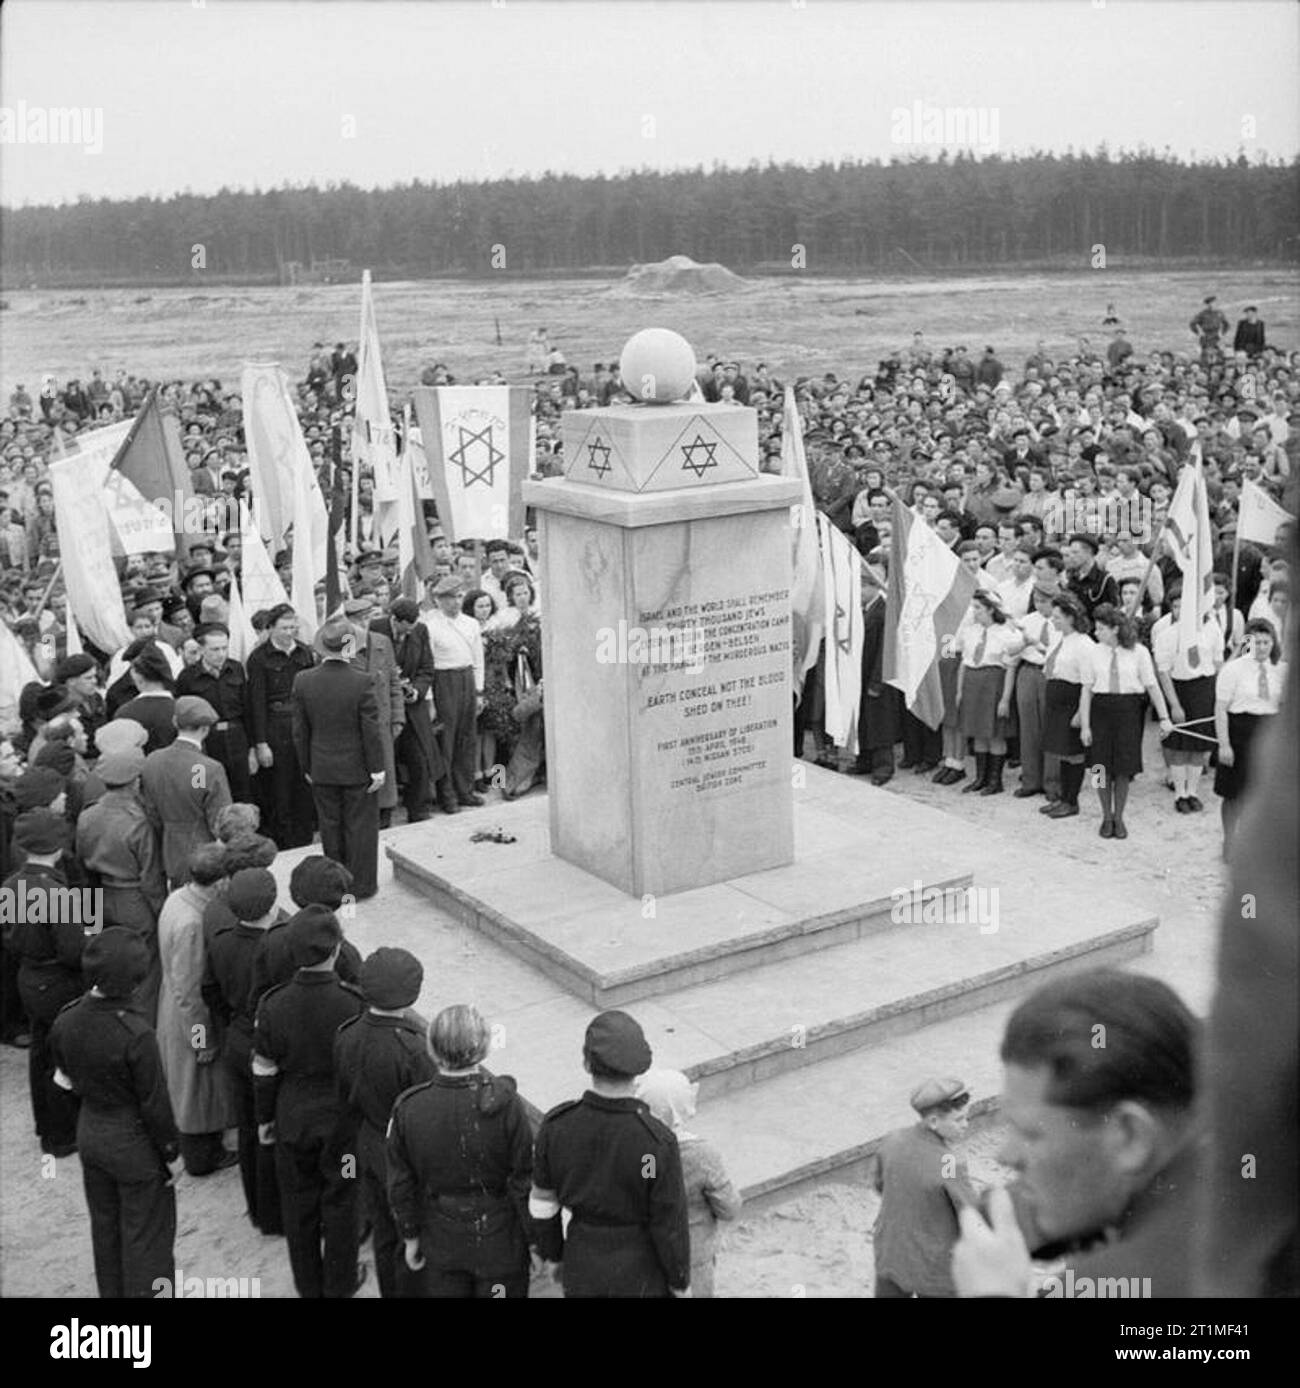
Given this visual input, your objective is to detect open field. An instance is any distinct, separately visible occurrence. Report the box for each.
[2,268,1296,401]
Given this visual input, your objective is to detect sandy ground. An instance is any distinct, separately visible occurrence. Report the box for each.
[0,724,1223,1299]
[2,268,1294,404]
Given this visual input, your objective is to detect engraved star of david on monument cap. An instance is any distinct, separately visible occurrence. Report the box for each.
[449,422,504,489]
[586,436,613,478]
[679,433,719,479]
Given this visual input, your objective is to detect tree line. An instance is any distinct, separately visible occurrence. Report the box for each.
[2,150,1296,287]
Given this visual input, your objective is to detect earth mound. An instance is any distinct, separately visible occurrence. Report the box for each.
[610,254,747,297]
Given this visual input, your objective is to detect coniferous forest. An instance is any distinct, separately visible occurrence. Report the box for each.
[2,151,1297,287]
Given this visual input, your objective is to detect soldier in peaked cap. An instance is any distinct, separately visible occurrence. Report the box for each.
[529,1010,691,1298]
[252,905,366,1298]
[49,928,181,1298]
[870,1076,979,1298]
[334,947,435,1297]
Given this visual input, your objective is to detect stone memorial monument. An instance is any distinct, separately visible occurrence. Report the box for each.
[522,329,803,897]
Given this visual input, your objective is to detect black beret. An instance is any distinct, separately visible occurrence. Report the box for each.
[12,807,70,854]
[14,767,66,810]
[226,868,278,922]
[287,905,342,966]
[388,598,419,623]
[1069,532,1101,553]
[32,742,76,777]
[35,686,75,721]
[84,927,148,998]
[289,855,354,910]
[583,1010,653,1077]
[54,653,96,682]
[130,645,173,684]
[360,947,423,1009]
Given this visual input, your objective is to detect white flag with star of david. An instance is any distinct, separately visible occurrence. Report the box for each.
[412,386,529,543]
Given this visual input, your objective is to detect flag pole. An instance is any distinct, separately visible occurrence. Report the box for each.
[34,559,64,618]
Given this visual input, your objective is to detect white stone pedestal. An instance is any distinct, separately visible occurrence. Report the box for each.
[523,401,802,898]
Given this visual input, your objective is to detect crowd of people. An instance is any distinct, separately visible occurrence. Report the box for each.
[1,289,1294,1299]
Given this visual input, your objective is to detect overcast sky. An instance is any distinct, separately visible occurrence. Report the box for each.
[1,0,1296,207]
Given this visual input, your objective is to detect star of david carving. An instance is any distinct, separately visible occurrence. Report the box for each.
[586,436,612,478]
[449,422,504,490]
[834,599,851,655]
[679,433,719,479]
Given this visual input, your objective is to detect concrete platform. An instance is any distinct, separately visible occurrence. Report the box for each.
[379,766,1160,1197]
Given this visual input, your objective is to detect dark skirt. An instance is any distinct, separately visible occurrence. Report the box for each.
[1213,711,1272,801]
[1166,676,1216,754]
[1087,692,1146,778]
[959,664,1008,740]
[1043,678,1084,758]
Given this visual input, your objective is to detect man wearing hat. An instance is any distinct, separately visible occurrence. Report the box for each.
[54,653,106,756]
[139,696,232,889]
[870,1076,979,1297]
[245,603,316,849]
[203,866,284,1234]
[252,906,367,1298]
[372,597,447,824]
[1189,295,1229,364]
[421,575,485,811]
[75,747,167,1021]
[4,808,85,1156]
[530,1010,691,1298]
[334,947,435,1297]
[80,717,148,809]
[49,927,181,1298]
[176,622,256,801]
[292,618,386,899]
[342,595,404,830]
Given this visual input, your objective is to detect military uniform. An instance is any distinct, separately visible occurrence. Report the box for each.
[252,910,366,1299]
[75,781,167,1022]
[4,856,85,1152]
[531,1091,690,1297]
[49,931,180,1299]
[176,658,254,801]
[245,638,316,848]
[336,1002,436,1297]
[387,1070,534,1299]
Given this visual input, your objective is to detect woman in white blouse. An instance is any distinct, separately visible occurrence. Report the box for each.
[1040,592,1095,819]
[954,589,1023,796]
[1152,582,1223,816]
[1213,618,1288,856]
[1079,604,1174,840]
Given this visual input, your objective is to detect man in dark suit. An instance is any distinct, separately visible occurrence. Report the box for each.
[290,618,386,899]
[371,598,447,824]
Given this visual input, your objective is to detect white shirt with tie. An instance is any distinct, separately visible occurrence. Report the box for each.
[422,609,485,693]
[1153,622,1224,682]
[1043,631,1095,685]
[1215,655,1288,715]
[1081,641,1156,695]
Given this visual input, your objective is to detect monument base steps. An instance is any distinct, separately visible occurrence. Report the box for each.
[378,766,1159,1199]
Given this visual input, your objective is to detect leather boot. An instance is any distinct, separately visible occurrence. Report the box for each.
[979,753,1005,795]
[962,752,988,793]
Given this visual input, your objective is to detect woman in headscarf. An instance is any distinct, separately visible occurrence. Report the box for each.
[635,1069,742,1298]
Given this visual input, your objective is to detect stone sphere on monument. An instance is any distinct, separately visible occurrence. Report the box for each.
[619,328,697,405]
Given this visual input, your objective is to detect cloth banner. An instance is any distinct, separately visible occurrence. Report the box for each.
[412,386,529,543]
[48,455,132,653]
[781,386,825,703]
[817,512,863,753]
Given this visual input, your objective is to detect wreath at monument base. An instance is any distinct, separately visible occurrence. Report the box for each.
[482,615,543,743]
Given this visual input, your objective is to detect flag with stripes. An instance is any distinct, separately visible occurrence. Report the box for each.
[884,496,977,728]
[396,406,435,600]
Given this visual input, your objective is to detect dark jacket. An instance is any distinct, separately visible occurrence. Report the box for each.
[335,1011,436,1174]
[531,1091,691,1297]
[387,1071,534,1277]
[252,969,365,1143]
[50,992,180,1168]
[291,660,385,787]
